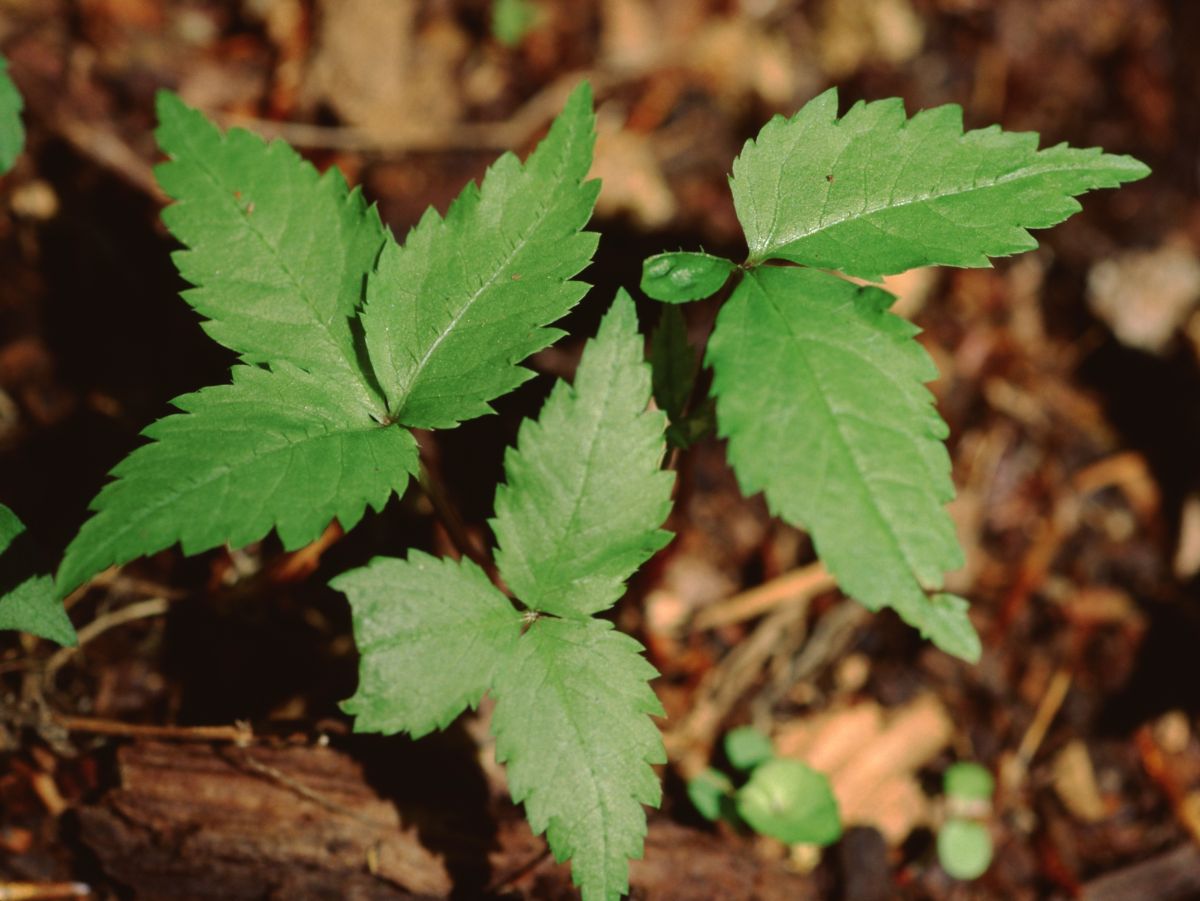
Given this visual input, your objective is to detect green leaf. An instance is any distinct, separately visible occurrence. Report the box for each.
[687,768,735,821]
[334,551,521,737]
[57,364,417,595]
[0,506,76,645]
[492,617,665,901]
[650,305,695,423]
[707,266,974,658]
[641,252,736,304]
[732,89,1150,280]
[724,726,775,771]
[492,290,673,619]
[922,594,981,663]
[944,762,994,804]
[492,0,539,46]
[937,818,993,880]
[155,92,389,414]
[0,54,24,175]
[736,758,841,846]
[362,81,599,428]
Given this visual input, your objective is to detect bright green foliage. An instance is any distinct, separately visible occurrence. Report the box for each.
[641,251,736,303]
[362,83,598,429]
[732,88,1150,281]
[938,818,993,880]
[945,762,995,802]
[338,294,673,901]
[0,505,76,645]
[687,767,735,821]
[492,617,665,901]
[736,758,841,845]
[57,365,417,595]
[491,290,672,619]
[334,552,520,736]
[724,726,775,771]
[707,266,973,659]
[57,85,600,596]
[155,92,390,415]
[0,54,23,174]
[492,0,539,46]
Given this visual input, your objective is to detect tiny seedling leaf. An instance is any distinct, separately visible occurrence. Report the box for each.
[944,762,995,803]
[0,54,24,175]
[736,758,841,846]
[492,290,673,619]
[707,266,973,658]
[492,0,539,46]
[362,81,599,428]
[641,252,736,303]
[333,551,521,737]
[57,365,417,595]
[938,818,993,880]
[492,617,665,901]
[732,88,1150,280]
[724,726,775,772]
[687,768,735,822]
[0,505,76,645]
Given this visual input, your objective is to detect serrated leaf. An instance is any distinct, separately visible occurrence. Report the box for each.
[334,551,521,737]
[0,54,24,175]
[707,266,975,658]
[492,291,673,619]
[732,89,1150,280]
[492,616,665,901]
[641,252,736,304]
[736,758,841,846]
[0,506,75,645]
[155,92,388,413]
[362,82,599,428]
[57,364,417,595]
[921,593,980,663]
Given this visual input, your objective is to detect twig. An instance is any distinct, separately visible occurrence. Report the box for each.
[485,845,553,894]
[1014,666,1072,773]
[0,883,90,901]
[42,597,171,692]
[55,714,252,745]
[692,562,835,630]
[417,457,497,579]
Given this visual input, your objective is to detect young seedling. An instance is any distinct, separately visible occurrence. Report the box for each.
[687,725,842,847]
[0,53,23,175]
[0,75,1148,899]
[645,90,1149,663]
[937,761,995,880]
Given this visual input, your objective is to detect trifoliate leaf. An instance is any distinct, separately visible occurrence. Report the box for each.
[732,89,1150,281]
[735,758,841,846]
[938,818,993,880]
[491,617,665,901]
[334,551,521,737]
[724,726,775,772]
[707,266,974,658]
[57,364,416,595]
[155,92,389,414]
[0,505,75,645]
[0,54,24,175]
[641,252,736,304]
[362,82,599,428]
[492,291,673,619]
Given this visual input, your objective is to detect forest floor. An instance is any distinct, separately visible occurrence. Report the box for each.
[2,1,1200,898]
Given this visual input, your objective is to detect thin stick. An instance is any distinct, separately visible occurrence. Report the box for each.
[417,458,497,578]
[692,562,836,630]
[55,714,252,745]
[42,597,170,691]
[1015,666,1072,769]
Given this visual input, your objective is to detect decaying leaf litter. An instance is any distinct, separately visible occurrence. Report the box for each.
[0,0,1196,898]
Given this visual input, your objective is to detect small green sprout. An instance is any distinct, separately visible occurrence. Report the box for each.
[937,762,995,880]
